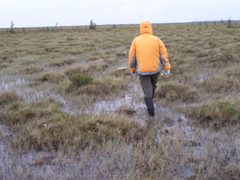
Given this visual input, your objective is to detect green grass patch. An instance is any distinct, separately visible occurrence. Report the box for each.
[68,73,93,86]
[1,56,9,61]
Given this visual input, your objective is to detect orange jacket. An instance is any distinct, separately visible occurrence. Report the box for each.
[128,21,171,75]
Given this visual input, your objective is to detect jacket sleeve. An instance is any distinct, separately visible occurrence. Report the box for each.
[128,40,137,72]
[159,39,171,70]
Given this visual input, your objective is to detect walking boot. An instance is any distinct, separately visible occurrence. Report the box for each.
[144,98,154,116]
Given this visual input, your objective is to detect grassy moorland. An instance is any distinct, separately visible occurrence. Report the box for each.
[0,22,239,179]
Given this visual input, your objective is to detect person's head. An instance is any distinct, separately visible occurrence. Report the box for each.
[140,21,152,35]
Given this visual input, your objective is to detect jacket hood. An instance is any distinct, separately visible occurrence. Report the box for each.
[140,21,152,35]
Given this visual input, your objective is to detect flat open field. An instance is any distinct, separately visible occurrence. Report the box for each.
[0,22,240,179]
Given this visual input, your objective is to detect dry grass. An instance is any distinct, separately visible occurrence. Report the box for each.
[1,96,144,152]
[222,64,240,78]
[36,71,65,83]
[155,81,199,102]
[200,75,239,93]
[0,91,22,105]
[116,105,136,116]
[0,22,240,179]
[67,76,127,97]
[1,98,62,129]
[15,112,143,152]
[49,57,76,67]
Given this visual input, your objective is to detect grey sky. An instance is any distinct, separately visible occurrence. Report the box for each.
[1,0,239,28]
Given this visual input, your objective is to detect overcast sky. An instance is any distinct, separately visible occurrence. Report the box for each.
[1,0,240,28]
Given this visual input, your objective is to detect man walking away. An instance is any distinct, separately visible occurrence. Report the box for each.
[128,21,171,117]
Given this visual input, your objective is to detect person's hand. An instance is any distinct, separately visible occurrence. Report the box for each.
[164,70,170,77]
[131,71,136,76]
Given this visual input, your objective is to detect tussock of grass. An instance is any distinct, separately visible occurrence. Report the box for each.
[109,68,129,77]
[68,73,93,86]
[69,76,127,96]
[115,51,127,58]
[1,98,62,129]
[60,47,84,55]
[0,56,13,65]
[209,51,235,63]
[0,56,13,64]
[116,105,136,116]
[22,65,43,74]
[199,52,236,69]
[155,82,199,102]
[21,60,36,66]
[200,75,238,93]
[36,72,65,83]
[170,67,185,77]
[88,55,100,61]
[37,113,141,151]
[65,61,108,76]
[101,55,115,64]
[1,97,143,151]
[0,63,8,69]
[183,99,240,125]
[105,50,116,55]
[49,58,76,67]
[87,60,108,71]
[65,64,89,75]
[0,91,22,106]
[222,64,240,78]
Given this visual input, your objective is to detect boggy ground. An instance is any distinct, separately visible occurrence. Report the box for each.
[0,22,239,179]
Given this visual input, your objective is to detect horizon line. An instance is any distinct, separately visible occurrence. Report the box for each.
[1,19,239,29]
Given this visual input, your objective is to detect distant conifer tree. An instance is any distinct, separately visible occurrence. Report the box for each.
[227,18,232,28]
[89,19,96,29]
[10,21,15,33]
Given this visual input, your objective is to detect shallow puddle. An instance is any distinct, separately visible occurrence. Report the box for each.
[0,75,76,114]
[154,105,240,172]
[0,75,27,93]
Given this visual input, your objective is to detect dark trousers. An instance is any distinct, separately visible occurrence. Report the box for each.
[139,72,160,98]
